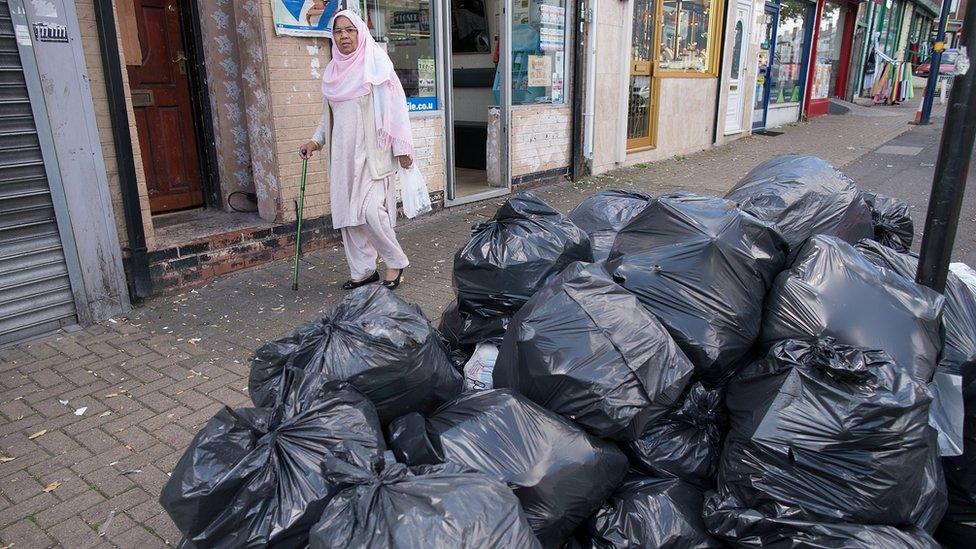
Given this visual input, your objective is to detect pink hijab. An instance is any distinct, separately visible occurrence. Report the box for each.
[322,10,415,158]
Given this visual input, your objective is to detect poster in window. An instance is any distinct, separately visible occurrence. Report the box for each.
[452,0,491,53]
[527,55,553,87]
[417,58,436,97]
[272,0,342,38]
[812,62,831,99]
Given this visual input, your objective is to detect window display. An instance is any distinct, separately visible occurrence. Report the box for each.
[364,0,439,112]
[770,0,810,105]
[812,0,845,100]
[501,0,570,104]
[659,0,716,72]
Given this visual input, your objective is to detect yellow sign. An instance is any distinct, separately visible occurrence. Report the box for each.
[934,41,945,52]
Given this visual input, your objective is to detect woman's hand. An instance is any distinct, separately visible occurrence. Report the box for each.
[397,155,413,169]
[300,141,321,159]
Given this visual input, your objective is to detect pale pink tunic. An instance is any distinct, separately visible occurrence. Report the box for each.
[312,92,409,229]
[312,92,410,279]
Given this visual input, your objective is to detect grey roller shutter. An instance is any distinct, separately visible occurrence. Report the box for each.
[0,1,77,345]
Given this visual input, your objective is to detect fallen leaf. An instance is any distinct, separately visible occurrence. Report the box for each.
[99,411,112,418]
[27,429,47,440]
[0,456,15,463]
[43,481,61,492]
[124,444,135,452]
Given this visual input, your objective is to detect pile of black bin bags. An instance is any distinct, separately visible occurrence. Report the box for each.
[159,157,976,548]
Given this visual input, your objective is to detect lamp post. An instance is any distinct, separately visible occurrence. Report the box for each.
[915,0,976,292]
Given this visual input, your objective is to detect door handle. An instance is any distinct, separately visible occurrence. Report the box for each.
[173,51,187,74]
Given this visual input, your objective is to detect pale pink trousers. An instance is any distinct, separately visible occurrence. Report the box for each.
[340,180,409,281]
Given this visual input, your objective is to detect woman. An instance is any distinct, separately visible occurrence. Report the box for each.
[300,9,413,290]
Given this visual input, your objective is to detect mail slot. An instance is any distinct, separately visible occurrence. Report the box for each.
[130,89,154,107]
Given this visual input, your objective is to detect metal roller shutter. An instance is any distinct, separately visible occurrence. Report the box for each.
[0,1,77,345]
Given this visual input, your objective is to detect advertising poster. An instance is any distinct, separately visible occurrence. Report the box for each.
[272,0,340,38]
[812,63,831,99]
[527,54,553,87]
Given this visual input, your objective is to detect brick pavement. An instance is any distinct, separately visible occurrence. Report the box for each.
[0,103,932,547]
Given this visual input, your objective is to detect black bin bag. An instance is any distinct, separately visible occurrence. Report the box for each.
[724,154,873,254]
[606,192,788,385]
[762,235,944,382]
[862,192,914,252]
[568,189,651,261]
[493,261,695,441]
[846,246,976,544]
[160,374,386,549]
[387,389,628,548]
[702,492,940,548]
[248,285,462,423]
[577,475,721,549]
[310,457,542,549]
[623,382,726,490]
[437,297,507,356]
[855,239,967,458]
[704,339,937,546]
[452,192,593,343]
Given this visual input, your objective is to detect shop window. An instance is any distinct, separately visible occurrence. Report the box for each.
[770,0,810,105]
[659,0,720,73]
[812,0,845,100]
[364,0,439,112]
[506,0,570,104]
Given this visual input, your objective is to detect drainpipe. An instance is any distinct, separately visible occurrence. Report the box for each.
[583,0,599,164]
[92,0,152,299]
[572,0,588,179]
[711,0,732,144]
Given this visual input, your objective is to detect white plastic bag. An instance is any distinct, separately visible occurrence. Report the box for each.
[400,166,432,219]
[463,343,499,392]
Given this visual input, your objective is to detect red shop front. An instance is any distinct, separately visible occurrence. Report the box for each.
[804,0,860,117]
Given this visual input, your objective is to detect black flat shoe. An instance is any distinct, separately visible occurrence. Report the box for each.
[381,268,404,290]
[342,271,379,290]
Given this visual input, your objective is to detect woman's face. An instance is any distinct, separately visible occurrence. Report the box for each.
[333,16,359,55]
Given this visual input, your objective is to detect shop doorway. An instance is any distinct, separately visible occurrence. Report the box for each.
[626,0,659,150]
[753,4,779,130]
[442,0,511,205]
[125,0,207,214]
[725,0,753,134]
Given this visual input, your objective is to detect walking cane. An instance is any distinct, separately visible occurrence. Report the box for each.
[292,158,308,291]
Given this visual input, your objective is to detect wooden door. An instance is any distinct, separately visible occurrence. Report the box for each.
[126,0,204,213]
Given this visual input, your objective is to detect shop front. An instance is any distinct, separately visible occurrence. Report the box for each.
[588,0,727,173]
[75,0,578,296]
[754,0,817,130]
[804,0,858,117]
[849,0,937,100]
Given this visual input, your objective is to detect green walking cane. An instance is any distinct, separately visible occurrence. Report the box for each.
[292,158,308,291]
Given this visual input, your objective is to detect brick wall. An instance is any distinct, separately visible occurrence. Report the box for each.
[75,0,155,250]
[511,105,572,177]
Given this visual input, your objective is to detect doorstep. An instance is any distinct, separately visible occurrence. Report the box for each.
[147,211,341,295]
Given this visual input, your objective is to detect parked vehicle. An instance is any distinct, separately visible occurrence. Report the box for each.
[915,50,959,77]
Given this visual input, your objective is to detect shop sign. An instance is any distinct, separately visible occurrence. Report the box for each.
[407,97,438,112]
[393,11,421,25]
